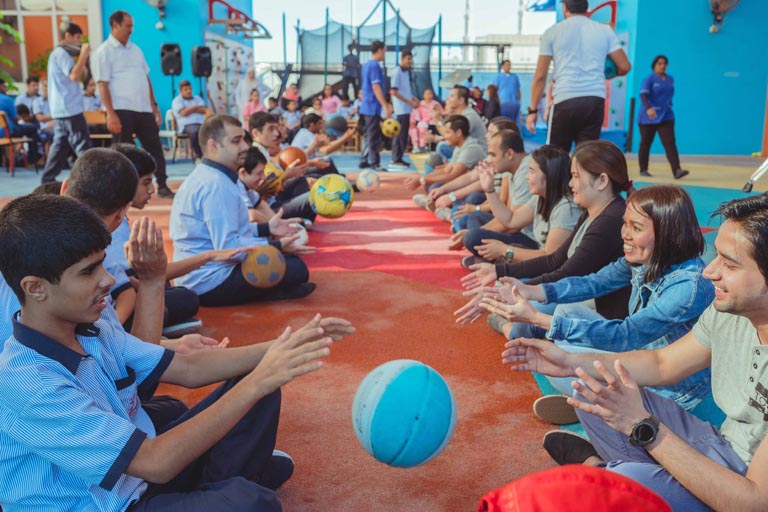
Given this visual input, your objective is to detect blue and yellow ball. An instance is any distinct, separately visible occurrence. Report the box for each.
[352,360,457,468]
[241,245,286,288]
[309,174,354,218]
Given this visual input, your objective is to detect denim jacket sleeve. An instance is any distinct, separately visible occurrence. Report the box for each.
[541,258,632,305]
[545,267,715,352]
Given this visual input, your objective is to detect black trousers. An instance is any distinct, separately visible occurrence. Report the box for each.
[340,76,359,99]
[548,96,605,153]
[390,113,411,164]
[182,123,202,160]
[114,110,168,186]
[359,113,382,167]
[199,257,310,307]
[41,113,92,183]
[638,120,681,174]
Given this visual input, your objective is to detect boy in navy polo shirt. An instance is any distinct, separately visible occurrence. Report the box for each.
[0,194,353,511]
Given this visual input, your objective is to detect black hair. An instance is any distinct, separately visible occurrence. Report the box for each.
[302,113,323,129]
[26,76,40,85]
[401,50,413,59]
[31,181,63,196]
[572,140,632,196]
[651,55,668,70]
[65,148,138,216]
[630,186,704,284]
[248,111,278,134]
[0,194,111,304]
[241,146,268,174]
[112,143,156,177]
[61,21,82,38]
[714,194,768,286]
[199,114,242,153]
[564,0,589,14]
[453,85,470,106]
[16,104,30,117]
[494,129,525,153]
[371,40,386,53]
[489,116,519,134]
[530,145,573,222]
[446,115,470,138]
[501,59,511,67]
[348,43,355,52]
[109,10,130,27]
[179,79,191,89]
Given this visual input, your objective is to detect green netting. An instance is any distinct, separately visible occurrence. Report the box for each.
[297,12,436,103]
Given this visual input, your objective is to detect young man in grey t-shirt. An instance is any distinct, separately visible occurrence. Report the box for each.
[505,194,768,510]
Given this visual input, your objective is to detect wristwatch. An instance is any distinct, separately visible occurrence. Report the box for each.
[629,415,660,447]
[527,107,538,115]
[504,247,515,260]
[448,192,457,202]
[419,176,426,185]
[475,205,481,212]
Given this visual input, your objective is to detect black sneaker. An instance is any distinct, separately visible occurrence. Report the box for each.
[258,450,295,490]
[358,162,371,169]
[157,185,175,199]
[372,165,389,173]
[673,169,690,180]
[639,170,652,177]
[543,430,598,465]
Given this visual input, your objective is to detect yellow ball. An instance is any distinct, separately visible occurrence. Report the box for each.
[381,118,401,138]
[262,163,285,196]
[309,174,354,218]
[241,245,286,288]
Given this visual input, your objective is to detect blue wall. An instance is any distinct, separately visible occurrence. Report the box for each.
[618,0,768,155]
[99,0,254,114]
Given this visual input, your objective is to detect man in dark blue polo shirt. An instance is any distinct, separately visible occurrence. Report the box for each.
[358,40,392,173]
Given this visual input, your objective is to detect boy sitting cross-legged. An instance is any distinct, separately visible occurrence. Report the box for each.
[0,193,354,511]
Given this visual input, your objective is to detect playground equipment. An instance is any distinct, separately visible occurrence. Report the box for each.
[741,158,768,193]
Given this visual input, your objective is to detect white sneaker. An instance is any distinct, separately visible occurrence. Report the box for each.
[434,207,452,222]
[413,194,429,209]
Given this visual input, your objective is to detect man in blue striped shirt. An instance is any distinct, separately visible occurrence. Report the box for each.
[171,114,315,306]
[0,193,353,511]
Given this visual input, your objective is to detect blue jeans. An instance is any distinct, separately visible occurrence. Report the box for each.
[450,191,486,232]
[579,387,746,512]
[435,141,454,163]
[462,228,538,258]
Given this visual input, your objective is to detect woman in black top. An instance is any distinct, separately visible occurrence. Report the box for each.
[484,84,501,123]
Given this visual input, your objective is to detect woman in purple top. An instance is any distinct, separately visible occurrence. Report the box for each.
[638,55,689,180]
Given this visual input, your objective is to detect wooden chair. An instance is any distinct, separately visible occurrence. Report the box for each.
[345,119,360,152]
[0,111,34,177]
[82,110,113,146]
[159,109,189,163]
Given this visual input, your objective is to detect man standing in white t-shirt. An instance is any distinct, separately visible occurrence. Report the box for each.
[92,10,174,199]
[526,0,630,152]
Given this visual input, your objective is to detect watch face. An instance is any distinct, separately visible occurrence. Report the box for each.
[635,423,655,442]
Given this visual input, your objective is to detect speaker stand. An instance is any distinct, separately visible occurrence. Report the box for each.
[198,77,207,107]
[170,75,176,110]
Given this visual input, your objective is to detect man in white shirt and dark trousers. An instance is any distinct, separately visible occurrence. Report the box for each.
[40,21,92,184]
[171,80,206,161]
[390,50,419,169]
[526,0,630,152]
[92,10,175,199]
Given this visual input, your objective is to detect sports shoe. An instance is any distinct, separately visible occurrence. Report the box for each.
[389,161,410,169]
[372,165,388,173]
[639,170,652,177]
[272,282,316,301]
[673,169,690,180]
[258,450,295,490]
[162,318,203,338]
[157,185,175,199]
[434,207,452,222]
[413,194,429,209]
[358,162,370,169]
[533,395,579,425]
[543,430,598,466]
[461,255,484,270]
[300,218,314,230]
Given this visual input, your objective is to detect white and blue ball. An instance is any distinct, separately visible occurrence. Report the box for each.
[352,360,457,468]
[356,169,381,193]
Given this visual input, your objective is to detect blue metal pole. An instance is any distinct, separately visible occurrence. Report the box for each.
[296,19,300,67]
[438,15,443,99]
[324,7,329,83]
[395,8,400,62]
[382,0,387,76]
[282,12,287,68]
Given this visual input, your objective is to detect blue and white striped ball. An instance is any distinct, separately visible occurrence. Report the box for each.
[352,360,457,468]
[355,169,381,192]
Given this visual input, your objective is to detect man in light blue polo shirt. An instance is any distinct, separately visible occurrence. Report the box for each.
[358,40,392,172]
[171,114,314,306]
[493,59,522,123]
[389,50,419,169]
[171,80,206,160]
[0,193,354,511]
[40,21,92,184]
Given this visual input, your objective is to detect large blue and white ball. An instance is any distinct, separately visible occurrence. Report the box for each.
[352,360,457,468]
[356,169,381,193]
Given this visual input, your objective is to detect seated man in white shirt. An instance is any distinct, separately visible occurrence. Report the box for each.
[171,79,206,160]
[171,114,315,307]
[290,113,355,179]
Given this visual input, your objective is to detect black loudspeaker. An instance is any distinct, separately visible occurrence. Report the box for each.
[160,43,182,76]
[191,46,212,78]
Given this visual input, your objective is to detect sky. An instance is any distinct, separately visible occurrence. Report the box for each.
[250,0,556,63]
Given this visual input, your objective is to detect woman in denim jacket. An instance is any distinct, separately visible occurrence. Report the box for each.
[479,185,714,412]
